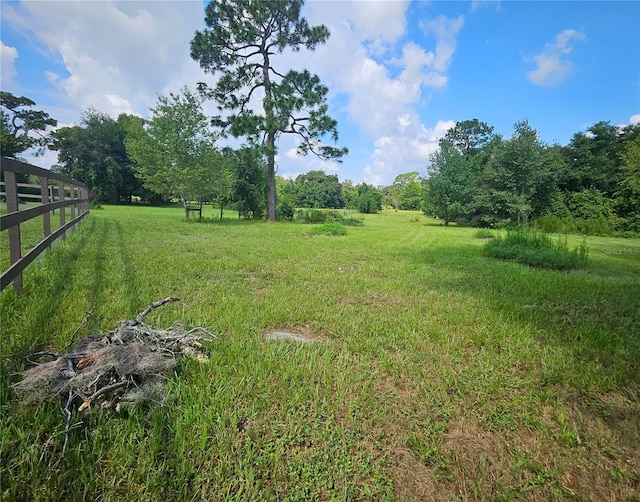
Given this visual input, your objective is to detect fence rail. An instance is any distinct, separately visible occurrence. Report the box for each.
[0,157,90,293]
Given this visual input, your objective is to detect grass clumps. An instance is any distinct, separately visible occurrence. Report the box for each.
[474,229,495,239]
[484,228,588,270]
[301,208,364,226]
[311,221,347,236]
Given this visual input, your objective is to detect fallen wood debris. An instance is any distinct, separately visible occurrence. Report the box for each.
[13,297,215,416]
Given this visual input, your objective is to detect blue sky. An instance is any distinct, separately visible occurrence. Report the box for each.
[1,0,639,186]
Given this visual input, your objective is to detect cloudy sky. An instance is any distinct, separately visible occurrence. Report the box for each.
[1,0,639,186]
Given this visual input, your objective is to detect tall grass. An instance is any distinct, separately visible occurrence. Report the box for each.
[1,206,638,501]
[484,227,588,270]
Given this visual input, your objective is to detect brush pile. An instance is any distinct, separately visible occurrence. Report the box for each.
[13,298,214,412]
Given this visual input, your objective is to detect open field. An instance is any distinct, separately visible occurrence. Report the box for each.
[1,205,639,501]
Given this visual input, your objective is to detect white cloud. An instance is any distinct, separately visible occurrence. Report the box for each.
[2,1,206,119]
[471,1,502,12]
[630,114,640,125]
[363,118,455,185]
[1,42,18,84]
[4,0,461,184]
[282,4,463,184]
[420,15,464,73]
[526,29,586,87]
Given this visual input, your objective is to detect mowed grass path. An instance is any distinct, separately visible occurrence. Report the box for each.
[1,206,639,501]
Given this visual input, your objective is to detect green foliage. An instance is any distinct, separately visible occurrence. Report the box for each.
[125,88,222,207]
[351,183,383,214]
[388,171,423,210]
[484,228,588,270]
[424,119,495,225]
[276,198,295,220]
[52,109,142,204]
[616,132,640,229]
[300,208,363,226]
[424,118,639,234]
[190,0,348,221]
[294,170,344,209]
[0,91,57,157]
[310,221,347,235]
[230,147,267,219]
[275,176,296,220]
[559,121,624,196]
[301,208,338,223]
[474,229,495,239]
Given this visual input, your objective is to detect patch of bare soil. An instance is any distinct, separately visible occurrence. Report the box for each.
[264,326,328,343]
[368,367,640,501]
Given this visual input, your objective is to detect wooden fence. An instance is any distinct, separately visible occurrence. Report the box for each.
[0,157,90,293]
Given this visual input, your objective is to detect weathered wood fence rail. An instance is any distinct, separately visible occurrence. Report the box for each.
[0,157,90,293]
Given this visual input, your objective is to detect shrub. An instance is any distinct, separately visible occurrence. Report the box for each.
[338,216,364,227]
[301,209,327,223]
[484,228,588,270]
[474,229,495,239]
[276,199,294,220]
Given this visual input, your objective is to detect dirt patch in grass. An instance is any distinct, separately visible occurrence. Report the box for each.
[367,362,640,501]
[264,326,328,343]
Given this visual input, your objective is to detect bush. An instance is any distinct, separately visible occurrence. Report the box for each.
[276,199,294,220]
[532,215,576,234]
[474,229,495,239]
[484,228,588,270]
[301,209,341,223]
[311,222,347,236]
[300,209,363,226]
[338,216,364,227]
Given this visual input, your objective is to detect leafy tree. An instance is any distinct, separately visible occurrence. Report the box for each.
[476,120,551,226]
[353,183,383,214]
[390,171,423,210]
[231,146,267,219]
[52,109,141,203]
[125,88,222,209]
[560,121,623,196]
[616,132,640,229]
[341,179,357,209]
[190,0,348,221]
[276,175,297,220]
[443,118,495,155]
[424,120,495,225]
[294,170,343,208]
[1,91,57,157]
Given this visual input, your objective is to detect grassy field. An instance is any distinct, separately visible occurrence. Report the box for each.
[1,205,639,501]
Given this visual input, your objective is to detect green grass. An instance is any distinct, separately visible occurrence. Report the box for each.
[1,206,639,501]
[311,221,348,236]
[484,228,589,270]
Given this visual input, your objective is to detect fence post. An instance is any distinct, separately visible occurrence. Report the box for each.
[58,181,66,240]
[4,170,23,292]
[41,176,51,242]
[70,185,76,221]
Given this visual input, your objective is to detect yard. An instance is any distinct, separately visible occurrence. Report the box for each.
[1,205,639,500]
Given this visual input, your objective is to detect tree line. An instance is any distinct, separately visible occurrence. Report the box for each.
[423,118,640,234]
[2,0,637,231]
[1,0,349,222]
[3,86,637,233]
[1,87,383,218]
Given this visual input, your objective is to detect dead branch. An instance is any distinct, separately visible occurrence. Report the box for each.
[13,298,216,455]
[135,297,180,324]
[61,389,74,455]
[78,380,128,412]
